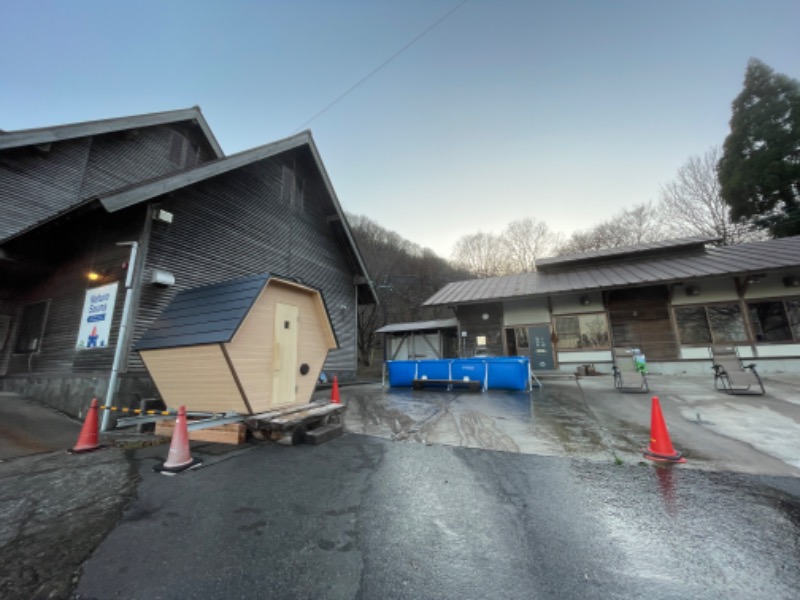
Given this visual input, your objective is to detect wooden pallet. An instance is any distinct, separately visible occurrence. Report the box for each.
[245,401,346,432]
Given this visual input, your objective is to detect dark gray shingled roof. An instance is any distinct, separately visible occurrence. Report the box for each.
[134,273,270,351]
[424,236,800,306]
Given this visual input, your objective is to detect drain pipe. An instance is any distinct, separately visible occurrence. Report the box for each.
[100,241,139,432]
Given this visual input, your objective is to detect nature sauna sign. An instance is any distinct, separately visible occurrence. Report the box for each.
[76,282,118,349]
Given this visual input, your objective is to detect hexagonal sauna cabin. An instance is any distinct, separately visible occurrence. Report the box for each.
[135,273,337,414]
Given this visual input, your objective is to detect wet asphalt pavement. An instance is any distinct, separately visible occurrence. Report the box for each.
[3,375,800,598]
[344,375,800,477]
[76,434,800,599]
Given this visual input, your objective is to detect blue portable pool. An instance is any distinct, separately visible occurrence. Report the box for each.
[386,356,530,391]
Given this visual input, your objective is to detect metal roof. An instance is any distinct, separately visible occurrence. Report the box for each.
[97,130,377,306]
[375,318,458,334]
[424,236,800,306]
[535,236,717,270]
[134,273,270,351]
[0,106,224,158]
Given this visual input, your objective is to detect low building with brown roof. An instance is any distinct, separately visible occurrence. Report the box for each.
[424,236,800,375]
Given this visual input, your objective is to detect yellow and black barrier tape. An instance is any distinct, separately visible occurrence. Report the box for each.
[99,405,174,416]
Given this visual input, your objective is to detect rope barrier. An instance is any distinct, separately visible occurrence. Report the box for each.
[99,405,174,416]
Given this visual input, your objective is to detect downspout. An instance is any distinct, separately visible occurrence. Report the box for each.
[101,241,139,431]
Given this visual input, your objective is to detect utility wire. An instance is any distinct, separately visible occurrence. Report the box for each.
[293,0,469,133]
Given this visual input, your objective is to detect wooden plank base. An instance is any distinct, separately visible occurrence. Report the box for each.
[155,420,246,445]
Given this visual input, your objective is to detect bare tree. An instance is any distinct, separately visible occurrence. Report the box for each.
[348,214,470,366]
[559,202,667,254]
[451,231,506,277]
[659,146,763,245]
[500,218,562,272]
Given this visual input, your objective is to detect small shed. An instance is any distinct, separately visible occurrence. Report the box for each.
[135,273,337,414]
[376,318,459,361]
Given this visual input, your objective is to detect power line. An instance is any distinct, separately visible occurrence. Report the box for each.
[293,0,469,133]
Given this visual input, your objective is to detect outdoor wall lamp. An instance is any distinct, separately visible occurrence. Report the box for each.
[580,295,591,306]
[685,286,700,297]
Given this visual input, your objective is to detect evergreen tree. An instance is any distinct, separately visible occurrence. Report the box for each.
[718,58,800,237]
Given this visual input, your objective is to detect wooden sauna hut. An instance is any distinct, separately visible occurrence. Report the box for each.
[135,273,337,414]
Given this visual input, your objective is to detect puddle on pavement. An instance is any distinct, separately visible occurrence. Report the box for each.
[339,384,620,461]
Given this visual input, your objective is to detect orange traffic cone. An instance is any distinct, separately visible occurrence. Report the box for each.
[331,375,341,404]
[69,397,103,453]
[643,396,686,463]
[153,406,202,475]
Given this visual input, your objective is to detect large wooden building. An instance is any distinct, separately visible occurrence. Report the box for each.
[424,237,800,375]
[0,108,376,417]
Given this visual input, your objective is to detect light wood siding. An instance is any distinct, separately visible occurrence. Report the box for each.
[132,148,357,377]
[225,280,335,412]
[139,345,245,413]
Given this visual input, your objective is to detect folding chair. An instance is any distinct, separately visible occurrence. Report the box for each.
[612,348,649,393]
[711,346,765,395]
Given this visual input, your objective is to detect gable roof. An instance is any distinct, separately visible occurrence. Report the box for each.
[0,107,224,158]
[98,131,310,212]
[97,130,377,305]
[134,273,271,351]
[424,236,800,306]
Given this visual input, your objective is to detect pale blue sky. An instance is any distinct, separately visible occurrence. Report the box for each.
[2,1,798,257]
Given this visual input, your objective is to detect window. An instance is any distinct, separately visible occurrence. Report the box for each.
[748,300,795,342]
[14,301,49,353]
[707,304,748,342]
[674,306,711,344]
[674,303,748,345]
[554,313,609,349]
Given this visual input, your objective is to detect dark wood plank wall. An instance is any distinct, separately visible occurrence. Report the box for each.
[1,133,363,379]
[607,286,678,360]
[2,208,146,376]
[130,148,360,375]
[0,122,201,376]
[0,123,215,241]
